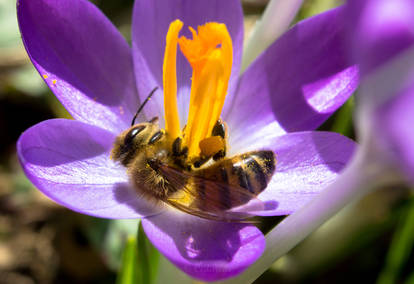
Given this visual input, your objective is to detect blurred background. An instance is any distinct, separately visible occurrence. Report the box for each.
[0,0,413,283]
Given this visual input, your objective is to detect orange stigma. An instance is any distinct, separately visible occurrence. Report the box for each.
[163,19,233,159]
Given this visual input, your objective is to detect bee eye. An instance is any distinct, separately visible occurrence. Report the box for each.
[125,125,145,144]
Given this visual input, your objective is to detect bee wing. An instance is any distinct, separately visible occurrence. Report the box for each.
[158,164,261,222]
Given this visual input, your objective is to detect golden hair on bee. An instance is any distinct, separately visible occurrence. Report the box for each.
[111,88,277,222]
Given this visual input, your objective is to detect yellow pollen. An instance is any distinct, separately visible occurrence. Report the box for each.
[199,136,225,157]
[163,20,233,159]
[52,79,57,85]
[42,74,48,79]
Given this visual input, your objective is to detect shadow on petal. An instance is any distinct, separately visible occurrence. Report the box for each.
[113,182,164,218]
[142,210,265,281]
[148,213,243,261]
[249,131,357,216]
[311,131,356,173]
[22,137,109,167]
[266,38,358,133]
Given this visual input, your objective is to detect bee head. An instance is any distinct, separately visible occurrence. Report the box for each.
[111,117,161,166]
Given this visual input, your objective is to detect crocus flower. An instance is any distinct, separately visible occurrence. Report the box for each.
[17,0,358,281]
[225,1,414,282]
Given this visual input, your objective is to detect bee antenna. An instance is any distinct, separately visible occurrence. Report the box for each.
[131,87,159,126]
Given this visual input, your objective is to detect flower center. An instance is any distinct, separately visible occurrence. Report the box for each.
[163,19,233,161]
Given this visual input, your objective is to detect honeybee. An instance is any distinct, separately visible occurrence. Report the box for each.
[111,89,276,221]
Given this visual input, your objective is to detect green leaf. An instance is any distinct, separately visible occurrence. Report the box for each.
[116,221,160,284]
[295,0,343,21]
[117,236,139,284]
[136,222,160,284]
[155,254,194,284]
[331,96,355,137]
[405,271,414,284]
[378,197,414,284]
[104,219,140,270]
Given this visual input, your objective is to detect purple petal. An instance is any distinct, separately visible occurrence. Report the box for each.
[224,6,358,136]
[132,0,243,124]
[347,0,414,76]
[17,119,160,219]
[246,131,356,216]
[141,210,265,281]
[378,88,414,182]
[17,0,139,134]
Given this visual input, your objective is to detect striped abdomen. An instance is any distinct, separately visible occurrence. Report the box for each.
[198,150,276,210]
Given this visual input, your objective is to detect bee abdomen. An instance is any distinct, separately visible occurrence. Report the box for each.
[219,167,231,208]
[250,150,276,185]
[198,150,276,211]
[232,163,255,193]
[210,150,275,193]
[244,156,267,189]
[253,150,276,174]
[232,150,276,194]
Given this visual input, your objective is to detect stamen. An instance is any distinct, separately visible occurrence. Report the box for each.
[178,23,233,158]
[163,20,183,140]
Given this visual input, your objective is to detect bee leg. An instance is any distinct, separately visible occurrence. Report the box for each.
[172,137,181,156]
[193,156,210,168]
[213,149,226,161]
[211,119,227,139]
[172,137,188,157]
[171,137,189,169]
[209,119,227,161]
